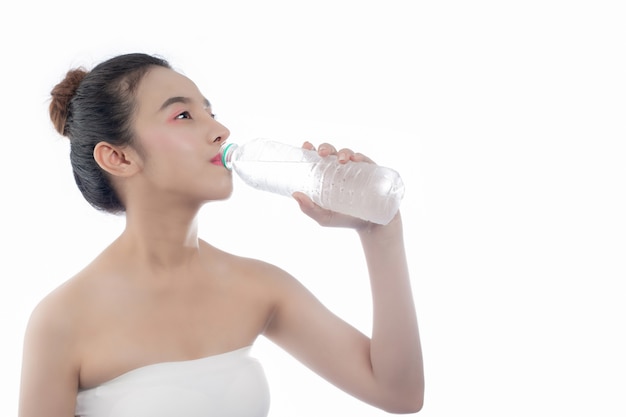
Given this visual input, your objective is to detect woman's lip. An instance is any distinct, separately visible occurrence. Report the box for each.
[210,153,223,165]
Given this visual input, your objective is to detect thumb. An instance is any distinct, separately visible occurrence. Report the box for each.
[293,191,336,226]
[292,191,316,214]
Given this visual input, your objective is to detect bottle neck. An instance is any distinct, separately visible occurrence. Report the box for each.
[220,143,238,170]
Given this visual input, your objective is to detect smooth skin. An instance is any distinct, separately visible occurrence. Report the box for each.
[18,66,424,416]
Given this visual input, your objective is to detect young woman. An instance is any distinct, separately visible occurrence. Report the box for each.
[18,53,424,416]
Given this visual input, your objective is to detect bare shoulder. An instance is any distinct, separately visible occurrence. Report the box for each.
[199,241,310,300]
[19,271,94,416]
[200,240,293,280]
[24,271,92,355]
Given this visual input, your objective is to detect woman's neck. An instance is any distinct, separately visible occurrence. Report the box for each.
[118,205,202,270]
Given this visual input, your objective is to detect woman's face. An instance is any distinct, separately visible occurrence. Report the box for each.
[131,66,233,205]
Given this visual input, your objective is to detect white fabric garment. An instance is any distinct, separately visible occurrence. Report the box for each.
[75,345,270,417]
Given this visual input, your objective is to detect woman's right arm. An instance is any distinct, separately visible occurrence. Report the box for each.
[18,295,79,417]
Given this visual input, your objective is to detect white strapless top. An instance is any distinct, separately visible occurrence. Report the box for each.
[75,346,270,417]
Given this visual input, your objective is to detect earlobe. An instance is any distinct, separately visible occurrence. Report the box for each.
[93,142,140,177]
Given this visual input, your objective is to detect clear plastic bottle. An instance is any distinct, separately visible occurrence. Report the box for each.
[220,138,404,225]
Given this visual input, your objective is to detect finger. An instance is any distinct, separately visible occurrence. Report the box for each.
[292,192,332,222]
[336,147,355,163]
[292,191,314,209]
[302,141,316,151]
[317,143,337,156]
[350,152,375,164]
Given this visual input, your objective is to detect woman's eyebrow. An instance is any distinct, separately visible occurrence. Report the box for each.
[159,96,211,111]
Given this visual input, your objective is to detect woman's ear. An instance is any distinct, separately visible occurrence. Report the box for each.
[93,142,142,178]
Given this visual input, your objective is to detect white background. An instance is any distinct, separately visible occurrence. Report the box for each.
[1,1,625,416]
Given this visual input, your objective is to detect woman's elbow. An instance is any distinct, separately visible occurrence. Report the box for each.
[380,385,425,414]
[387,395,424,414]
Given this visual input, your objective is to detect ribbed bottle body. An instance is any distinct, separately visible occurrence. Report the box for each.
[222,139,404,225]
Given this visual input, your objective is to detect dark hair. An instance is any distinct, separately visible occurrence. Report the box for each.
[49,53,171,213]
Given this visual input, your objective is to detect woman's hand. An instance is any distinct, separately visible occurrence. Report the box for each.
[292,141,385,230]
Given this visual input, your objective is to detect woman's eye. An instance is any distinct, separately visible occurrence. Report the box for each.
[175,111,192,120]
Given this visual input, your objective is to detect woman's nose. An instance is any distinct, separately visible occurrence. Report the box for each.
[213,133,228,143]
[210,120,230,143]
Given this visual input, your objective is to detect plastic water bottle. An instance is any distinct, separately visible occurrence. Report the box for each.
[220,138,404,225]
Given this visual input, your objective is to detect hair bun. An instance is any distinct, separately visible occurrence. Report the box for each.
[49,68,88,137]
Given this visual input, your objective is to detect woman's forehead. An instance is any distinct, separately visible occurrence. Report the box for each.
[137,67,204,108]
